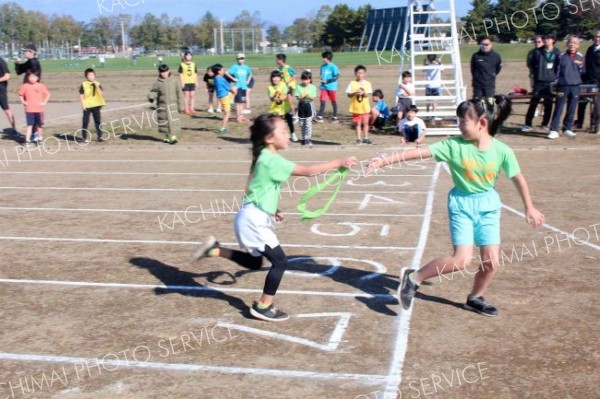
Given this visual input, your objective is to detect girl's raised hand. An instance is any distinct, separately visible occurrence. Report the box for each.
[526,207,545,228]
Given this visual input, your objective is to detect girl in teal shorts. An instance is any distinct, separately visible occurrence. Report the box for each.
[367,95,545,317]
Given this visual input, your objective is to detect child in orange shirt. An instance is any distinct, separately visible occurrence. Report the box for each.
[18,71,50,146]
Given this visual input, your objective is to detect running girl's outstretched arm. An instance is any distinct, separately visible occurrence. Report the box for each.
[365,146,432,175]
[292,157,356,177]
[511,173,545,227]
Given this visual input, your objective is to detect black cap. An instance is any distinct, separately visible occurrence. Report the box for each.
[22,43,37,52]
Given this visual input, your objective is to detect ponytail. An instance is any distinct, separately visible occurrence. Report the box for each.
[490,95,512,136]
[456,95,512,136]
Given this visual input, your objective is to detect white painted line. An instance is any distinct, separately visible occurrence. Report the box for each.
[286,257,387,281]
[39,102,150,124]
[0,236,415,251]
[0,159,410,165]
[295,313,352,352]
[0,171,434,177]
[0,186,244,193]
[218,312,351,352]
[0,206,424,218]
[383,162,442,398]
[0,278,396,300]
[501,204,600,251]
[0,352,387,383]
[0,186,430,195]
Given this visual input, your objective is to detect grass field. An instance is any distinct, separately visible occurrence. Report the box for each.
[35,41,597,73]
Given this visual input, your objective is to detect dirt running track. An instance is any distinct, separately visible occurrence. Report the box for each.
[0,62,598,399]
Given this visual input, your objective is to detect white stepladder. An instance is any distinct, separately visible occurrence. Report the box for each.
[398,0,466,135]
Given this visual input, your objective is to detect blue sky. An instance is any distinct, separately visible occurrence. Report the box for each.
[22,0,470,26]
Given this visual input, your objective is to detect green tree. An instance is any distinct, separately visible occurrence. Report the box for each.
[129,13,162,51]
[83,16,120,48]
[492,0,537,42]
[22,11,50,43]
[195,12,219,49]
[462,0,493,42]
[284,18,314,47]
[321,4,356,50]
[311,5,332,48]
[181,23,195,47]
[51,15,81,43]
[535,0,572,41]
[229,10,263,29]
[167,16,184,49]
[0,2,26,47]
[561,0,599,39]
[227,10,263,53]
[266,25,282,47]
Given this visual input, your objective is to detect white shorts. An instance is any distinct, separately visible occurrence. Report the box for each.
[234,202,279,256]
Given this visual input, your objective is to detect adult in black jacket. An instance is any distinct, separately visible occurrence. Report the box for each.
[14,43,42,83]
[470,37,502,117]
[521,34,560,132]
[470,37,502,98]
[575,30,600,132]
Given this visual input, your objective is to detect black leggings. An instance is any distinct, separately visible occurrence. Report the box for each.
[220,245,288,296]
[284,112,294,134]
[82,106,102,139]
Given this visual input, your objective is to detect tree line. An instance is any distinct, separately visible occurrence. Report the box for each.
[462,0,600,43]
[0,2,372,53]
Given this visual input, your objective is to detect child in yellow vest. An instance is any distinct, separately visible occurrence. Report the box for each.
[79,68,106,143]
[179,51,198,114]
[268,70,297,142]
[346,65,373,145]
[276,53,298,122]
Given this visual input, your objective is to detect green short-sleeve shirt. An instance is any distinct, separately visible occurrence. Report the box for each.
[294,84,317,101]
[428,137,521,193]
[244,148,296,214]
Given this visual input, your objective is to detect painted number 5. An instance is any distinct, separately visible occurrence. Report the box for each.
[310,222,390,237]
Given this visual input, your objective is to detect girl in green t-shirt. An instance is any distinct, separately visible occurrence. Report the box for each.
[366,95,545,317]
[295,70,318,147]
[192,114,355,322]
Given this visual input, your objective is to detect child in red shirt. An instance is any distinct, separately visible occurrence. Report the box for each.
[18,71,50,146]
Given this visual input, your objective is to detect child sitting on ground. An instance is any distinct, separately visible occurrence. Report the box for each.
[398,105,427,145]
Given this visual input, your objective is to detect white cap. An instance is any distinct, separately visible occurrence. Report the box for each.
[237,53,245,59]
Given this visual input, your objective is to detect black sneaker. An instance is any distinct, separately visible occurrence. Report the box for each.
[362,138,373,145]
[191,236,219,263]
[399,267,419,310]
[250,301,289,322]
[464,295,499,317]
